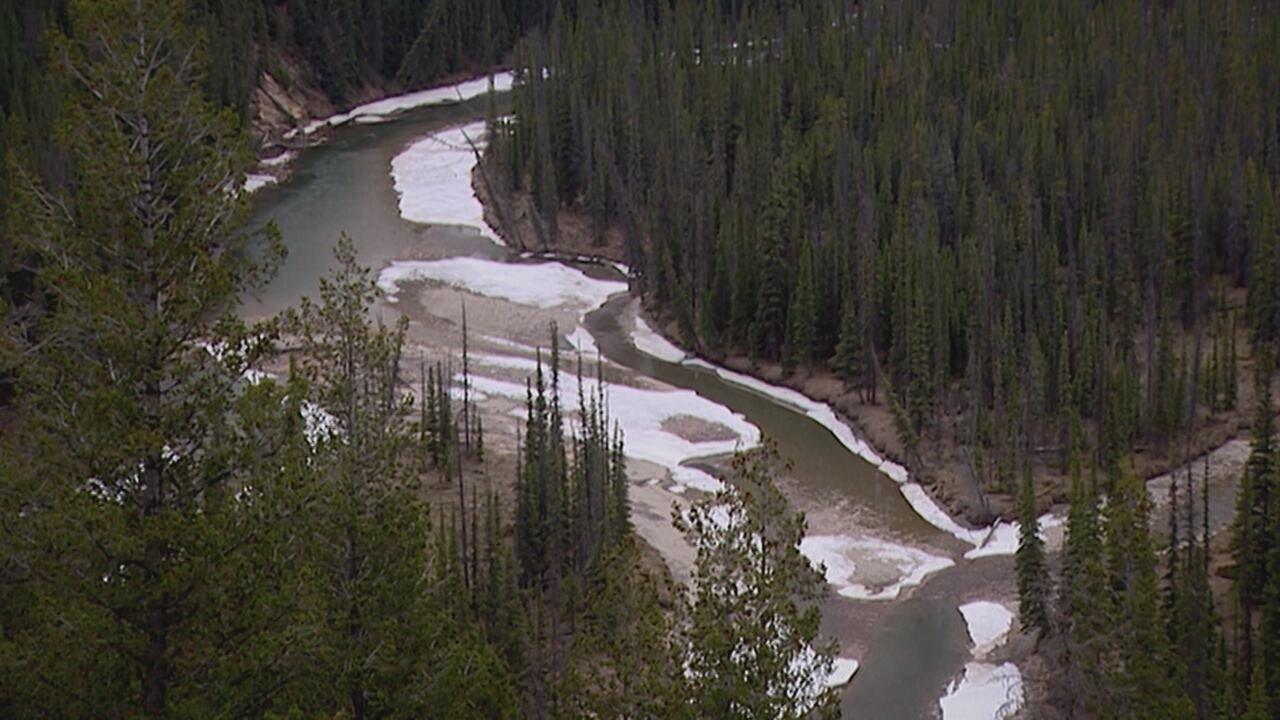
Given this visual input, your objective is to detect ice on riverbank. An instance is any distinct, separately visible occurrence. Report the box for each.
[473,353,541,373]
[963,513,1066,560]
[377,257,627,309]
[244,173,277,194]
[681,358,910,483]
[898,483,991,547]
[958,602,1014,657]
[261,151,296,168]
[825,657,860,689]
[632,316,687,362]
[566,325,599,356]
[462,373,759,493]
[938,662,1023,720]
[678,353,1053,552]
[800,534,955,601]
[390,121,502,241]
[293,73,514,137]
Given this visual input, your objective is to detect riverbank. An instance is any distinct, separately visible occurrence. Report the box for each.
[473,157,1258,537]
[472,160,1002,533]
[244,71,514,195]
[251,98,1252,717]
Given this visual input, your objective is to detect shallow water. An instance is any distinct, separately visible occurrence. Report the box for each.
[248,94,974,719]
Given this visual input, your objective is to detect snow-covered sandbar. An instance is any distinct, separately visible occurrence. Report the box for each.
[390,121,505,242]
[291,72,514,137]
[938,662,1023,720]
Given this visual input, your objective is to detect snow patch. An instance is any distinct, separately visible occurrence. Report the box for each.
[963,513,1065,560]
[958,602,1014,657]
[519,251,631,278]
[824,657,860,689]
[479,334,534,351]
[566,325,599,356]
[301,73,514,136]
[260,151,296,168]
[302,401,338,445]
[244,173,277,194]
[632,316,687,362]
[897,483,990,547]
[461,373,759,493]
[473,353,541,373]
[800,534,955,601]
[377,257,627,310]
[390,121,502,241]
[939,662,1023,720]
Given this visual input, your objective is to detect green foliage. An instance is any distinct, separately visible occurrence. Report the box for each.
[1015,469,1050,637]
[0,1,291,713]
[496,0,1277,478]
[677,442,840,720]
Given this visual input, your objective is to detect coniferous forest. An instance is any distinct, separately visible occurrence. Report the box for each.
[491,0,1280,716]
[3,0,1280,718]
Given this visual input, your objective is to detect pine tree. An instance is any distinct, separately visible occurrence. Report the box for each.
[287,239,450,717]
[1057,461,1114,717]
[0,1,300,713]
[1104,466,1194,718]
[1232,349,1275,689]
[1015,468,1050,637]
[678,442,840,719]
[832,291,865,395]
[787,242,818,369]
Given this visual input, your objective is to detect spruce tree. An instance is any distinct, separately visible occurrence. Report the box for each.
[0,0,298,713]
[287,239,453,717]
[678,442,840,719]
[1015,468,1050,637]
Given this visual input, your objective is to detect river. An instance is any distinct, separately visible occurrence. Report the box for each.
[246,82,1013,719]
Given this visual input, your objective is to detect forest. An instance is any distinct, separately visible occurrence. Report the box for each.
[0,1,846,718]
[3,0,1280,718]
[495,0,1279,486]
[491,0,1280,716]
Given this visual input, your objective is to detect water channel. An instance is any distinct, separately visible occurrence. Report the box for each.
[247,88,983,720]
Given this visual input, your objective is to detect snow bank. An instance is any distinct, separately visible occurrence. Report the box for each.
[677,357,1030,549]
[261,151,296,168]
[938,662,1023,720]
[958,602,1014,657]
[389,121,502,241]
[479,334,534,351]
[297,73,514,136]
[825,657,860,689]
[566,325,599,356]
[963,513,1065,560]
[473,353,541,373]
[681,358,909,483]
[462,373,759,493]
[632,316,688,362]
[377,257,627,309]
[800,535,955,601]
[897,482,993,547]
[244,173,277,194]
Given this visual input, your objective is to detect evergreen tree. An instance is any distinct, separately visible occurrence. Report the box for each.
[1057,462,1114,716]
[1232,350,1275,689]
[678,442,840,720]
[0,0,300,713]
[287,240,500,717]
[1015,468,1050,637]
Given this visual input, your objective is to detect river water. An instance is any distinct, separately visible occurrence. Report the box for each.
[247,90,987,719]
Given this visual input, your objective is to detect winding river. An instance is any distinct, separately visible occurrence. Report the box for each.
[247,84,1006,719]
